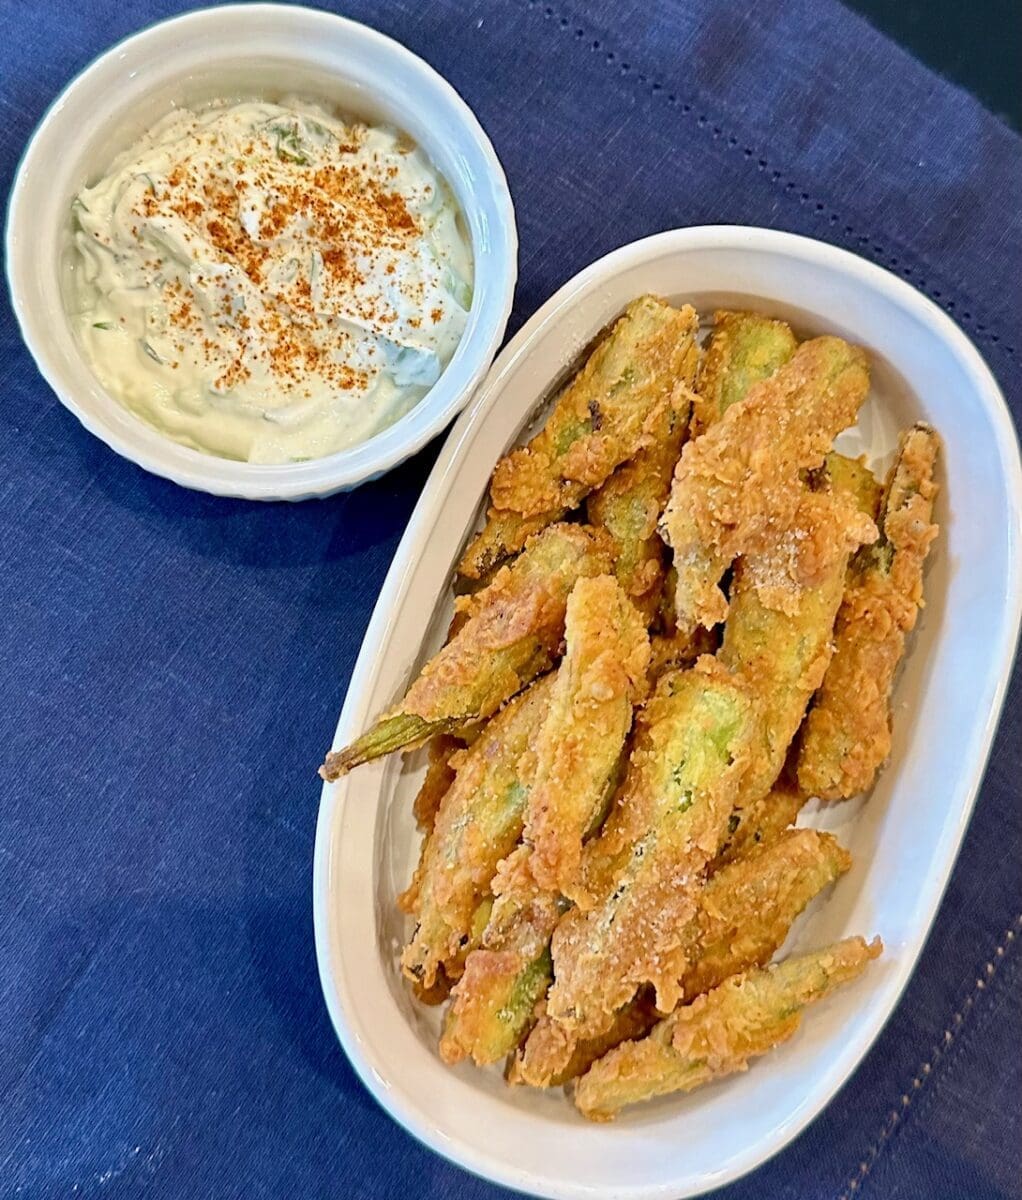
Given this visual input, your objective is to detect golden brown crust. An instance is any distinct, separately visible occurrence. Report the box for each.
[439,948,530,1062]
[524,576,650,905]
[439,846,559,1065]
[740,489,877,616]
[456,506,560,582]
[321,523,614,779]
[509,990,661,1088]
[682,828,851,999]
[720,487,877,807]
[586,388,693,624]
[690,310,798,436]
[660,336,871,632]
[514,825,848,1087]
[489,296,700,517]
[399,675,555,989]
[409,969,454,1007]
[574,936,882,1120]
[375,293,941,1121]
[647,625,719,679]
[544,658,757,1037]
[713,783,806,867]
[398,735,465,917]
[441,577,650,1064]
[410,734,462,832]
[796,425,940,800]
[820,451,883,521]
[458,295,700,585]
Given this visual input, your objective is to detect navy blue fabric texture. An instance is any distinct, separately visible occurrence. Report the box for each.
[2,1,1020,1197]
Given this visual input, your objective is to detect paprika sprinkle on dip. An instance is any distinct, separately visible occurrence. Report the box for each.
[68,99,473,463]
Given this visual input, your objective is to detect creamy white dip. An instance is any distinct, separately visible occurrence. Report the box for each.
[67,99,473,463]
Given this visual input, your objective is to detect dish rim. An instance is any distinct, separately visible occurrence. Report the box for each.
[3,2,518,499]
[313,224,1022,1198]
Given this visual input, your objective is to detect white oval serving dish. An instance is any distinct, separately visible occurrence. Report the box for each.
[313,226,1022,1199]
[5,4,516,499]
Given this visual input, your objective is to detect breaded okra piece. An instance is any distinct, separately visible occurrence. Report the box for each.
[817,451,883,520]
[586,390,692,625]
[399,674,556,990]
[457,297,700,579]
[525,576,650,904]
[409,734,462,832]
[514,825,849,1087]
[510,990,661,1089]
[439,849,561,1066]
[681,827,851,999]
[399,734,464,918]
[545,658,758,1040]
[321,523,611,778]
[691,310,797,435]
[491,296,700,517]
[700,448,878,844]
[796,424,940,800]
[719,487,877,807]
[443,897,494,984]
[713,783,806,867]
[456,507,557,583]
[406,896,495,1007]
[402,728,485,931]
[644,314,793,635]
[575,936,882,1120]
[659,336,870,633]
[440,577,649,1065]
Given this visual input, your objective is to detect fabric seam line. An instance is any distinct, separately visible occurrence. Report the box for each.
[835,912,1021,1199]
[524,0,1018,361]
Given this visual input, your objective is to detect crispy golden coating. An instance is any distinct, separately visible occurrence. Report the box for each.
[544,658,757,1043]
[444,897,493,983]
[691,310,797,436]
[574,936,882,1120]
[510,989,661,1088]
[407,869,493,1005]
[720,488,876,806]
[655,314,793,634]
[796,424,940,799]
[490,296,699,519]
[525,576,650,904]
[360,292,939,1121]
[409,734,462,832]
[399,675,555,989]
[818,451,883,521]
[399,734,465,935]
[648,626,718,680]
[456,507,557,582]
[586,390,692,624]
[713,783,806,867]
[457,298,699,579]
[660,336,871,632]
[441,577,649,1064]
[514,825,848,1087]
[682,828,851,998]
[734,487,875,617]
[321,523,611,778]
[439,846,560,1066]
[409,974,454,1007]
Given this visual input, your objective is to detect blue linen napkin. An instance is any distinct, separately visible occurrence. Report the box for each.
[1,2,1019,1197]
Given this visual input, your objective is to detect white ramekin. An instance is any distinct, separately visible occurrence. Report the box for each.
[5,5,517,500]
